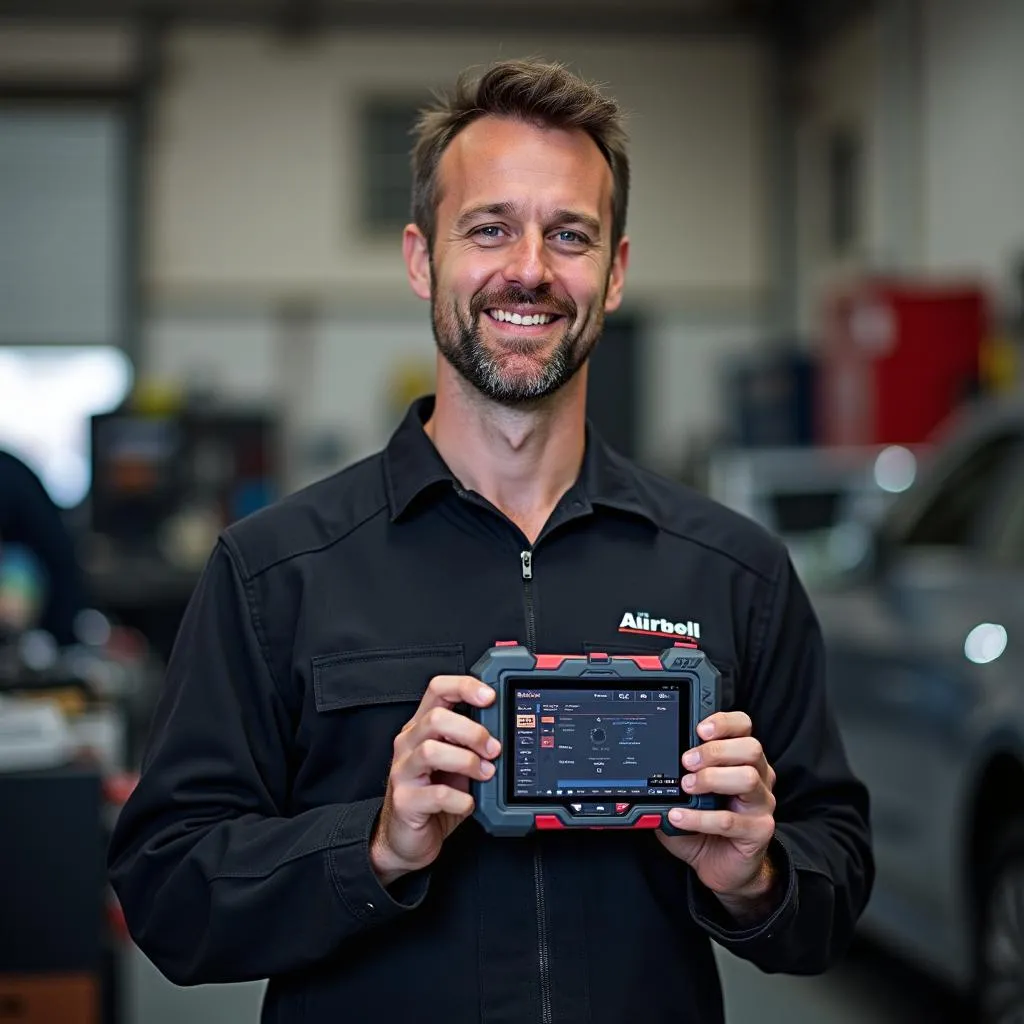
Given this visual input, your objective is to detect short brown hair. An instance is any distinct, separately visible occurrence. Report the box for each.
[410,59,630,254]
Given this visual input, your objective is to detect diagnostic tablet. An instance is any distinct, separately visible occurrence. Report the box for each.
[469,642,721,836]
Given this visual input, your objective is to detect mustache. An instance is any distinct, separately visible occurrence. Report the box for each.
[470,286,576,321]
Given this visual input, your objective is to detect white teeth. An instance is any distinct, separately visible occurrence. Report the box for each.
[489,310,554,325]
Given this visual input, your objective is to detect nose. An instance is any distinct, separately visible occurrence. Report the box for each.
[502,229,553,292]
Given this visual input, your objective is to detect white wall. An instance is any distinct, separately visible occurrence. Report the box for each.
[148,28,772,304]
[794,10,883,335]
[644,314,762,464]
[922,0,1024,304]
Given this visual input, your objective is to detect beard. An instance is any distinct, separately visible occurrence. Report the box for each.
[430,275,605,406]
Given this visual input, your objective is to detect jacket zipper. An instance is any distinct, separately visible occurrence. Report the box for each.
[520,549,537,653]
[533,846,553,1024]
[521,548,552,1024]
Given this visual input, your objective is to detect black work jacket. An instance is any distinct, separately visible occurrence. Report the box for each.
[108,397,873,1024]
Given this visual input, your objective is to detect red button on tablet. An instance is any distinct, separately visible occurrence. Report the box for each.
[615,803,630,814]
[634,814,663,829]
[535,815,565,830]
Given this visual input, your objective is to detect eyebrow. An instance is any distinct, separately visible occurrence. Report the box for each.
[454,202,602,240]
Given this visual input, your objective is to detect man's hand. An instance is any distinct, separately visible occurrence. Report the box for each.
[656,711,780,920]
[370,675,500,887]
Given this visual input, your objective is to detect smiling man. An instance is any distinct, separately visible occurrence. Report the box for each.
[109,60,873,1024]
[414,113,619,407]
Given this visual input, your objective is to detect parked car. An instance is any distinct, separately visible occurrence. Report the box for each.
[811,395,1024,1023]
[704,443,925,587]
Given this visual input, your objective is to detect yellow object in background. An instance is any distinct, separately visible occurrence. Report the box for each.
[386,359,436,423]
[131,379,186,416]
[979,332,1018,393]
[15,687,88,717]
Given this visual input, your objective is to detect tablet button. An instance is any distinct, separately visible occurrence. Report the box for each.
[634,814,663,829]
[535,815,565,829]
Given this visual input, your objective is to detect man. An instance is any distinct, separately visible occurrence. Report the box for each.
[109,59,872,1023]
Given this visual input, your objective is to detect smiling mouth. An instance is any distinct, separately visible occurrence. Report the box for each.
[484,308,564,327]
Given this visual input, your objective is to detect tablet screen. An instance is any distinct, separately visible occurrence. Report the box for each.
[505,678,687,805]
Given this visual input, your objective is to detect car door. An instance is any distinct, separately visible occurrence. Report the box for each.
[820,426,1024,920]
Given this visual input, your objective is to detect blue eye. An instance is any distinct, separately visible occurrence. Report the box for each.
[556,231,586,244]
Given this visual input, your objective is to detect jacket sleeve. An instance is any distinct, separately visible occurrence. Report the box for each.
[107,539,429,986]
[686,548,874,973]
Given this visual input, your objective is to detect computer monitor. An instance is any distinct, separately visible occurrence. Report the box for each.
[89,409,278,546]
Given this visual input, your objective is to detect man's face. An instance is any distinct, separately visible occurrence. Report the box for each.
[404,115,628,405]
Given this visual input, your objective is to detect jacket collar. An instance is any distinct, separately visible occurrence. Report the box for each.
[383,396,656,525]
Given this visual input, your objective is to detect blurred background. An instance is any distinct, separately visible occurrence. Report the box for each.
[1,0,1022,1021]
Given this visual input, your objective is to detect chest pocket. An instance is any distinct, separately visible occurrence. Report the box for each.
[582,640,737,711]
[311,643,466,799]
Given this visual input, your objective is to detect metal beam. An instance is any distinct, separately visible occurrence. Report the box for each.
[0,0,768,38]
[761,0,803,336]
[789,0,877,57]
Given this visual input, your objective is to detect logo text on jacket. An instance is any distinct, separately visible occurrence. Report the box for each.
[618,611,701,640]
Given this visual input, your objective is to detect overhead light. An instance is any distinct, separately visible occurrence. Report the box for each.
[874,445,916,494]
[964,623,1008,665]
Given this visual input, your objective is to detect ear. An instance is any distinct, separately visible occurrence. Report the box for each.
[603,236,630,314]
[403,224,432,301]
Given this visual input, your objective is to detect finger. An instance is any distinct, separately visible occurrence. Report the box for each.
[401,706,501,761]
[400,738,495,783]
[667,806,775,844]
[683,737,771,783]
[414,675,496,720]
[433,770,470,793]
[682,765,770,802]
[696,711,752,742]
[393,782,475,821]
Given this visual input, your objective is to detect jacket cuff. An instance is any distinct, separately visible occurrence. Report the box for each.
[325,797,431,926]
[688,834,798,947]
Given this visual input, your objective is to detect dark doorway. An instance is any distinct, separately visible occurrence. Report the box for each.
[587,310,643,461]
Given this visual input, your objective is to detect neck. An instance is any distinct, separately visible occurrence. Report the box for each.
[424,359,588,543]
